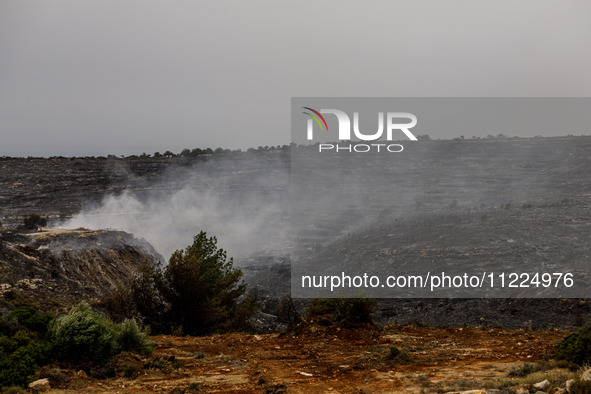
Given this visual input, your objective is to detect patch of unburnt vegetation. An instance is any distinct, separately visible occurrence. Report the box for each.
[0,302,152,390]
[104,231,258,336]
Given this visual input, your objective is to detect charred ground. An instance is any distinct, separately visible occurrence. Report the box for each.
[1,137,590,328]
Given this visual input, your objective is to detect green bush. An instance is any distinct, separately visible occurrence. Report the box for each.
[121,363,140,379]
[0,310,53,389]
[50,301,118,365]
[384,345,411,362]
[7,307,54,335]
[556,323,591,365]
[116,318,153,355]
[305,298,377,327]
[507,362,539,377]
[569,380,591,394]
[0,333,51,388]
[0,303,150,389]
[50,301,152,366]
[144,357,168,369]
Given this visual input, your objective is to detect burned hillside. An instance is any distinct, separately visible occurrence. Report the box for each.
[0,228,162,313]
[1,137,590,327]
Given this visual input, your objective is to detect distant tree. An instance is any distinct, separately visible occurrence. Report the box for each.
[163,150,174,157]
[153,152,162,158]
[304,298,377,327]
[23,214,47,230]
[180,148,191,157]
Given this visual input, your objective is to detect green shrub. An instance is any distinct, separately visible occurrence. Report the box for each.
[7,307,54,335]
[171,359,186,370]
[384,346,411,362]
[50,302,152,366]
[50,301,118,365]
[116,318,153,355]
[0,308,52,389]
[121,363,139,379]
[0,333,50,388]
[508,362,539,377]
[0,347,38,388]
[556,323,591,365]
[192,351,206,359]
[144,357,168,369]
[569,380,591,394]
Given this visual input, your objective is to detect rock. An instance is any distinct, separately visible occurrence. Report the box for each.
[566,379,576,391]
[554,388,566,394]
[28,378,50,392]
[533,379,550,391]
[445,391,489,394]
[581,368,591,381]
[515,387,529,394]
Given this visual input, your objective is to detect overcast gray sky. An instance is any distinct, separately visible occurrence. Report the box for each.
[1,0,591,156]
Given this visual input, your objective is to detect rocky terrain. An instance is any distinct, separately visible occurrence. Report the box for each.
[0,228,162,313]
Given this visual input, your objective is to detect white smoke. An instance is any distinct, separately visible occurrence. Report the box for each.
[61,155,290,262]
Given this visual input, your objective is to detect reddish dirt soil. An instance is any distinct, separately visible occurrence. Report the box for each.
[46,325,567,393]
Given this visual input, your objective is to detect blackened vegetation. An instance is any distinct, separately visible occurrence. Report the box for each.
[0,148,289,228]
[22,214,47,230]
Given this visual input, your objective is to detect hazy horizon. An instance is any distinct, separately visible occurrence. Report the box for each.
[2,0,591,157]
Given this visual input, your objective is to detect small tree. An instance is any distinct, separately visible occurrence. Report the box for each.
[305,298,377,327]
[113,232,258,336]
[163,232,256,335]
